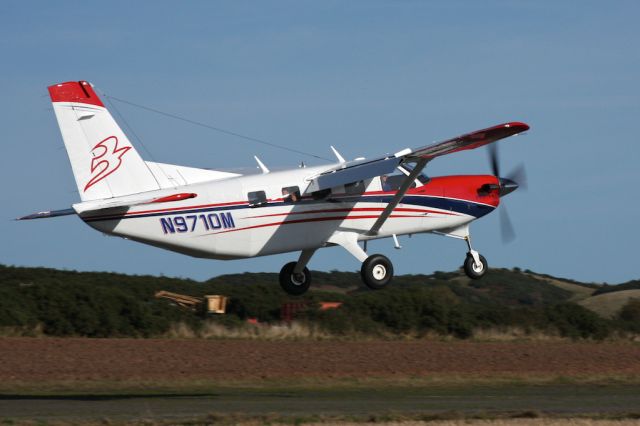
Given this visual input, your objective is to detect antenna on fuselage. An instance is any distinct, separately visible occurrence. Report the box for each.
[254,156,270,174]
[330,146,346,163]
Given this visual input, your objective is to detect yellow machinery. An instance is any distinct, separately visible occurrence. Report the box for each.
[154,291,227,314]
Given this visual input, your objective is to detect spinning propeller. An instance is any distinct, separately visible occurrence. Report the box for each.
[488,143,527,243]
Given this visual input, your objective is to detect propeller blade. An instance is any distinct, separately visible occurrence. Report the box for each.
[500,205,516,243]
[506,163,527,191]
[488,143,500,177]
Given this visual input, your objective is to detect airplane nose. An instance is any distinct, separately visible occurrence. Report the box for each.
[499,177,519,197]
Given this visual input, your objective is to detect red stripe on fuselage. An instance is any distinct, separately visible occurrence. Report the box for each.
[244,206,456,219]
[200,214,423,236]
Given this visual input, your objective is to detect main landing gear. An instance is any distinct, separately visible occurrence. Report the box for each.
[361,254,394,290]
[279,249,315,296]
[279,262,312,296]
[279,233,399,296]
[279,251,395,296]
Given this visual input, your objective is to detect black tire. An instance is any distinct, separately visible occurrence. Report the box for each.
[463,253,488,279]
[360,254,394,290]
[279,262,312,296]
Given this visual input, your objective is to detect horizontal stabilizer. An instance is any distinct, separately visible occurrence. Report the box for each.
[18,192,198,220]
[16,208,76,220]
[73,191,198,216]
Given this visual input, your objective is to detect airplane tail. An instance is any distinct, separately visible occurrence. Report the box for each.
[48,81,160,201]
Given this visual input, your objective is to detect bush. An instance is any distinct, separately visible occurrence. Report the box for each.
[617,299,640,332]
[318,286,476,338]
[544,303,610,340]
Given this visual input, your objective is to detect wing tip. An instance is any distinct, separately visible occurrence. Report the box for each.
[504,121,530,132]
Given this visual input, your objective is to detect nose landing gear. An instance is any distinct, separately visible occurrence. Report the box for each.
[463,235,487,280]
[464,252,487,279]
[435,224,488,280]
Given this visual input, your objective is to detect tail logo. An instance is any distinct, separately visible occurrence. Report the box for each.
[84,136,131,192]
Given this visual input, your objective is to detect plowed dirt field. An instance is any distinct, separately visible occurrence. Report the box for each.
[1,338,639,385]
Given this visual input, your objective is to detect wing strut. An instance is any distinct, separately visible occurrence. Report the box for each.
[367,158,429,236]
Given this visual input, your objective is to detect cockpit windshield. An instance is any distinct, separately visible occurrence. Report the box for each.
[400,161,430,185]
[379,162,430,191]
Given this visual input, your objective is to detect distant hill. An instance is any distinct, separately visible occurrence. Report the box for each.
[1,264,638,339]
[524,273,596,302]
[520,273,640,318]
[578,290,640,319]
[593,280,640,296]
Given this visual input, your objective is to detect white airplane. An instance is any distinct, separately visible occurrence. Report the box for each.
[19,80,529,295]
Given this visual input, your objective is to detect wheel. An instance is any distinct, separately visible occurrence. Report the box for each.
[463,253,488,279]
[279,262,312,296]
[360,254,394,290]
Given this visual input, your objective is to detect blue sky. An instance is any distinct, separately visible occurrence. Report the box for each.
[1,1,638,284]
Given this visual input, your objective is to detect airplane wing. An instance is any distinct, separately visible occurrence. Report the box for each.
[305,122,529,193]
[305,121,529,235]
[407,121,529,160]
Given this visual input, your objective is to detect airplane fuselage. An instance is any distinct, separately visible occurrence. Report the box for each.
[79,166,500,260]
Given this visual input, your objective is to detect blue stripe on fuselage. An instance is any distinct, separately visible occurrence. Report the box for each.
[362,195,495,219]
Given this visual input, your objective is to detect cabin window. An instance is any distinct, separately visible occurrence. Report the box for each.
[248,190,267,207]
[345,180,366,195]
[281,186,301,202]
[311,188,331,200]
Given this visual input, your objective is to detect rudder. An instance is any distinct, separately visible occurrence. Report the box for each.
[48,81,160,201]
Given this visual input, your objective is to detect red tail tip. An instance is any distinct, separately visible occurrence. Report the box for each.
[48,80,104,107]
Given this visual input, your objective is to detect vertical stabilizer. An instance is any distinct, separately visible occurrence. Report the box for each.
[48,81,160,201]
